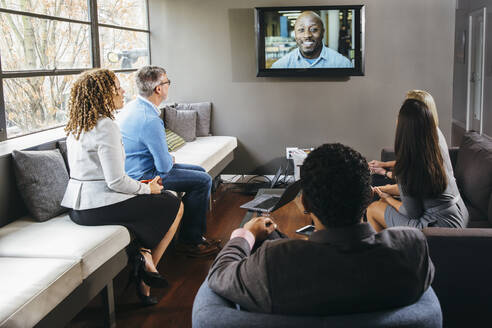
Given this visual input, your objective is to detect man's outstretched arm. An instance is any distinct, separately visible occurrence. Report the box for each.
[207,217,276,313]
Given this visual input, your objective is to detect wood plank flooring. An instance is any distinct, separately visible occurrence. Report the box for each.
[68,186,252,328]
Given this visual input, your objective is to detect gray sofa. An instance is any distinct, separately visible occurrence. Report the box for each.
[192,281,442,328]
[381,131,492,327]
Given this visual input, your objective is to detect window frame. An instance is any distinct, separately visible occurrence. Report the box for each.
[0,0,151,141]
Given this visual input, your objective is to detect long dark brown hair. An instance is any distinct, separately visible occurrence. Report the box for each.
[393,99,447,198]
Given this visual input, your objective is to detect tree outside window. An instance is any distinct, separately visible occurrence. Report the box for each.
[0,0,150,139]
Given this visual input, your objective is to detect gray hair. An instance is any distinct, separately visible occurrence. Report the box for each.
[136,66,167,97]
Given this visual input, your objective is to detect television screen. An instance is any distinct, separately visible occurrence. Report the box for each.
[255,5,365,77]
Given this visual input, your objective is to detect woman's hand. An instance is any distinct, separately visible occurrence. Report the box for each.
[370,166,386,175]
[373,187,392,201]
[369,160,386,175]
[149,176,163,194]
[369,160,384,169]
[378,184,400,196]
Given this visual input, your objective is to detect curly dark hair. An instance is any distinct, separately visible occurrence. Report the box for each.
[300,143,372,227]
[65,69,117,140]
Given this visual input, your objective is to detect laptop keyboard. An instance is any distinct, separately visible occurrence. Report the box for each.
[255,196,280,210]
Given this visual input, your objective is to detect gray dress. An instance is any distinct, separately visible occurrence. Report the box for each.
[385,128,469,228]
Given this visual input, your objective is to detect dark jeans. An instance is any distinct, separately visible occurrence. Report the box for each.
[157,163,212,244]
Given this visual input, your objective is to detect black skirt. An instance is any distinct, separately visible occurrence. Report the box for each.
[69,192,180,249]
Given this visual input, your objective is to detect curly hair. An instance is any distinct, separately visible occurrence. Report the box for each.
[300,143,372,227]
[65,69,117,139]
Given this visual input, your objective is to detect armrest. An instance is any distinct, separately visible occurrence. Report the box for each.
[380,148,395,162]
[423,227,492,326]
[381,147,460,170]
[448,147,459,171]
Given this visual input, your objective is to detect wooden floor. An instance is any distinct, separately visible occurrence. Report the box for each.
[68,186,253,328]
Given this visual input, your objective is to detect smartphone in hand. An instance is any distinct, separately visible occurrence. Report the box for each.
[296,225,315,236]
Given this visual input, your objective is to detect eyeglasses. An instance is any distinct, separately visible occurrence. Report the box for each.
[156,79,171,88]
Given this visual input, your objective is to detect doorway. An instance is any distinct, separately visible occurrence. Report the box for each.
[466,8,486,133]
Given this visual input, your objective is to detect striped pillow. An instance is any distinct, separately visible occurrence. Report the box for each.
[166,129,186,151]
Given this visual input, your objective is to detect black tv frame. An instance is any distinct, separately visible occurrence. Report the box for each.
[255,5,365,77]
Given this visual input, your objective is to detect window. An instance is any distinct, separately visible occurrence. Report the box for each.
[0,0,150,140]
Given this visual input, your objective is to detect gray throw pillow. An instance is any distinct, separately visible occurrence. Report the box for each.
[175,102,212,137]
[164,106,197,142]
[57,140,69,173]
[12,149,69,221]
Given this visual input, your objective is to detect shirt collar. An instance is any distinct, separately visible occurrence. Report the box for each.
[309,223,376,245]
[137,95,161,115]
[295,44,329,65]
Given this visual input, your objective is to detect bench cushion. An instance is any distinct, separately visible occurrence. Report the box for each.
[0,215,130,279]
[172,136,237,173]
[0,257,81,328]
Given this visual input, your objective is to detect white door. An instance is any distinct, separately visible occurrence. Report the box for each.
[467,8,486,133]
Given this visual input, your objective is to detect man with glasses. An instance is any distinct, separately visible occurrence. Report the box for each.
[118,66,220,258]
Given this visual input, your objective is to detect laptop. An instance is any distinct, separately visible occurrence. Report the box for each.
[240,180,302,213]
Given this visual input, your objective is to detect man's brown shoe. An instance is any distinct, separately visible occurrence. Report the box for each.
[175,242,220,258]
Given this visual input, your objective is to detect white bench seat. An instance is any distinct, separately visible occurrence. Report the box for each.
[0,257,81,328]
[0,215,130,279]
[172,136,237,173]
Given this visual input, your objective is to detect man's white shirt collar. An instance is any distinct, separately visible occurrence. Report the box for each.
[138,95,161,115]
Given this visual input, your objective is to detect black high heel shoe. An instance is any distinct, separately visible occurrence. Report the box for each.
[135,249,169,288]
[136,281,158,306]
[122,253,159,307]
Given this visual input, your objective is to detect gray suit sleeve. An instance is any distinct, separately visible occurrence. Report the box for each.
[207,237,272,313]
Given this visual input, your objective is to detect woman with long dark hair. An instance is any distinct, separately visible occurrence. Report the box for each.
[366,99,468,230]
[61,68,183,305]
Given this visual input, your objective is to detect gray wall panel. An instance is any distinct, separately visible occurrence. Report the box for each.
[149,0,455,174]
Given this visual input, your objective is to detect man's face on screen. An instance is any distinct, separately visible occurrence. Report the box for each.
[294,13,324,59]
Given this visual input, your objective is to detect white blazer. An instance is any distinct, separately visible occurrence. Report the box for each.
[61,117,150,210]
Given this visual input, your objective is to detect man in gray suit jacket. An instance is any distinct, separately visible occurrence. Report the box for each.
[207,143,434,315]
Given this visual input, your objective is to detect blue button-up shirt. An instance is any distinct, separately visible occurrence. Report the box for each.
[271,45,352,68]
[117,97,174,180]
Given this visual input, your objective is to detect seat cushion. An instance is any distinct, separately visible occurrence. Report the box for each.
[0,257,81,328]
[172,136,237,173]
[455,132,492,223]
[0,214,130,279]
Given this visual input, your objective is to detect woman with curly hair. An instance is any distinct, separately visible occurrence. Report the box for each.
[366,98,468,231]
[61,68,183,306]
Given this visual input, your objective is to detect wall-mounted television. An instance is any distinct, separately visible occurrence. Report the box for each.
[255,5,365,77]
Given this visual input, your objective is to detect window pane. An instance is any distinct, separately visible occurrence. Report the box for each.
[116,71,139,105]
[100,27,149,70]
[98,0,147,29]
[0,0,88,21]
[4,75,75,138]
[0,13,91,71]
